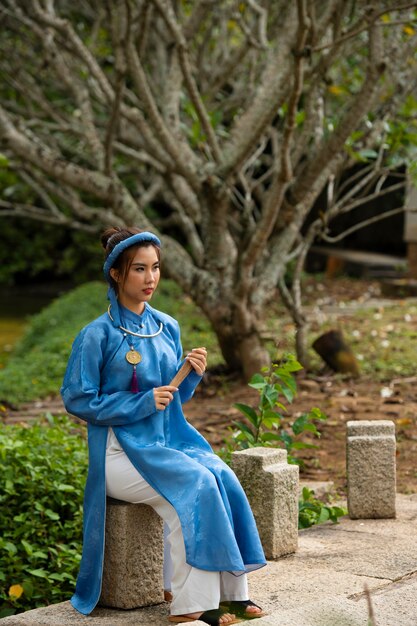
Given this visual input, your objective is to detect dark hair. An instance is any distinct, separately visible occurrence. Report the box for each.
[101,227,161,293]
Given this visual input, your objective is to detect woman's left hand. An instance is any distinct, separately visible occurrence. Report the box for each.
[186,347,207,376]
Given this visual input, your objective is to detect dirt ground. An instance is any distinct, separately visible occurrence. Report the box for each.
[185,372,417,495]
[185,276,417,495]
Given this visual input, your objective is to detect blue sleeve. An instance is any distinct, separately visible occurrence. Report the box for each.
[170,320,202,403]
[61,326,156,426]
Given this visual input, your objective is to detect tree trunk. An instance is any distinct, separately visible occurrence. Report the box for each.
[295,320,310,370]
[207,309,270,381]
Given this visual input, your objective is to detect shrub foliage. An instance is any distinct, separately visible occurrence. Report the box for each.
[0,415,87,617]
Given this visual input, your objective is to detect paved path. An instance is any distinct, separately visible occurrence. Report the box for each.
[4,494,417,626]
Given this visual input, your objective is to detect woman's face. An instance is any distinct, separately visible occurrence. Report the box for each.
[110,245,160,314]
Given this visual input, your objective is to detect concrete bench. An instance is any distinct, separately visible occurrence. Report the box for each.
[99,498,164,609]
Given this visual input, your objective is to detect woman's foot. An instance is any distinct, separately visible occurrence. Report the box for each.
[188,612,236,624]
[220,600,265,619]
[244,603,263,616]
[169,608,240,624]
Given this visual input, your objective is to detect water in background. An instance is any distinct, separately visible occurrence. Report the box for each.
[0,284,71,366]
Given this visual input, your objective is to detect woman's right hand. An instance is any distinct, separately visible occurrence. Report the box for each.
[153,385,178,411]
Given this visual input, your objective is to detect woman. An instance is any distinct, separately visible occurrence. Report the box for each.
[61,227,266,625]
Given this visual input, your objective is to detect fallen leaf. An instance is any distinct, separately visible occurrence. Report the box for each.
[396,418,413,427]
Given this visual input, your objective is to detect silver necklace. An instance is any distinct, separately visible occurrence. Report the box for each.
[107,305,163,338]
[107,304,163,392]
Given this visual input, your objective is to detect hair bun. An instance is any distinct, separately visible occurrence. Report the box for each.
[101,227,121,250]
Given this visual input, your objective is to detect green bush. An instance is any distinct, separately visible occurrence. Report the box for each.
[0,415,88,617]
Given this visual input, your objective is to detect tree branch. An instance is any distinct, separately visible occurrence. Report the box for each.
[312,2,417,52]
[151,0,222,163]
[0,105,141,222]
[218,5,298,179]
[289,7,387,216]
[238,0,310,279]
[104,0,128,176]
[124,18,201,191]
[0,199,98,232]
[322,205,409,244]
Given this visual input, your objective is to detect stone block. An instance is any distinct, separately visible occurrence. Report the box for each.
[231,448,299,559]
[346,420,396,519]
[99,498,164,609]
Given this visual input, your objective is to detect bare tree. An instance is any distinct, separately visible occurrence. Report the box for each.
[0,0,416,378]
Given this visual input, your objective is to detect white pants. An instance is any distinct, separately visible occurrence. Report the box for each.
[105,431,249,615]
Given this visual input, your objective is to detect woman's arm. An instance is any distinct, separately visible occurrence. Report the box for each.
[61,326,157,426]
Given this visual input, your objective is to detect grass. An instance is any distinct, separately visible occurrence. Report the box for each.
[1,275,416,405]
[264,275,417,382]
[0,320,25,369]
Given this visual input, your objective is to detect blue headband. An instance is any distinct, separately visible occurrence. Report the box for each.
[103,232,161,328]
[103,232,161,281]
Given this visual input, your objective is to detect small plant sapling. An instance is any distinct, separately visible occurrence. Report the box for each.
[231,354,327,465]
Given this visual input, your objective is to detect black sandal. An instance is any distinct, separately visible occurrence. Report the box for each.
[169,608,242,624]
[219,600,266,619]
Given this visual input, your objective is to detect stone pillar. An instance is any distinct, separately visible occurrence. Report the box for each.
[231,448,299,559]
[347,420,396,519]
[100,498,164,609]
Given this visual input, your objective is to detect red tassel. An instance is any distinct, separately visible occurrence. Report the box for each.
[130,367,139,393]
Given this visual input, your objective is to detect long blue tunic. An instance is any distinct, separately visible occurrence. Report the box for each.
[61,303,266,615]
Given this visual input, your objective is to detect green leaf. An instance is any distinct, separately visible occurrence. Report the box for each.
[32,550,48,559]
[44,509,60,521]
[57,483,76,492]
[264,386,279,407]
[27,568,48,578]
[248,373,265,387]
[234,430,255,444]
[4,541,17,555]
[48,573,67,581]
[22,581,34,598]
[308,407,327,421]
[21,539,33,556]
[318,507,330,524]
[279,431,293,449]
[292,414,309,435]
[260,432,283,442]
[262,417,281,429]
[280,384,295,403]
[302,487,313,500]
[232,421,255,437]
[233,403,259,427]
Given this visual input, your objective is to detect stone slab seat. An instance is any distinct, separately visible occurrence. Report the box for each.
[99,498,164,609]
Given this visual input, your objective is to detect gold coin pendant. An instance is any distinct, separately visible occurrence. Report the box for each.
[126,349,142,365]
